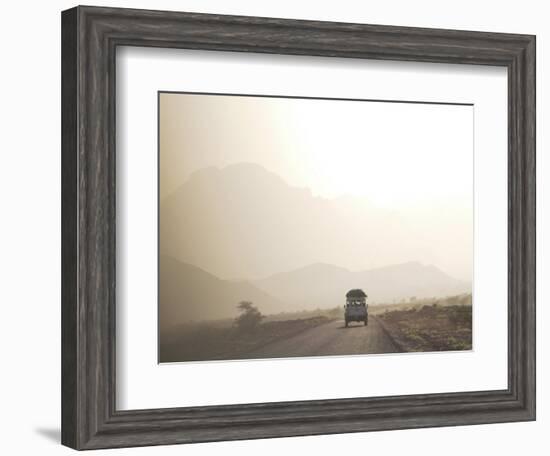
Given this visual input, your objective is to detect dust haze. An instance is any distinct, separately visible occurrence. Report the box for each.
[158,92,473,360]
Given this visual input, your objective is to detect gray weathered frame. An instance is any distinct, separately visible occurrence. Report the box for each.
[61,5,536,450]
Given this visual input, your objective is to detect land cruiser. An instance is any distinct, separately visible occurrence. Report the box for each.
[344,289,368,327]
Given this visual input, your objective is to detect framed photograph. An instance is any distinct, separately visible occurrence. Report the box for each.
[61,6,536,450]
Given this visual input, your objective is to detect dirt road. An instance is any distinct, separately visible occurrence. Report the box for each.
[244,316,400,359]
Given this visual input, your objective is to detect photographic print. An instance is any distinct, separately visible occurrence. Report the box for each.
[158,92,473,363]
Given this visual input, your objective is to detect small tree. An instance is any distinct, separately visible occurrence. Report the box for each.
[234,301,263,333]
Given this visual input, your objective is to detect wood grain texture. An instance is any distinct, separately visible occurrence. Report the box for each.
[61,7,78,449]
[61,5,536,450]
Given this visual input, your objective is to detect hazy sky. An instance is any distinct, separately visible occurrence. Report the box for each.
[159,92,473,280]
[160,93,472,208]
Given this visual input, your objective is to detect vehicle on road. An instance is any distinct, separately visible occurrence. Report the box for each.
[344,289,368,327]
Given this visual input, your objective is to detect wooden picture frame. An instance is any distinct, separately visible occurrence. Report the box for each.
[61,5,536,450]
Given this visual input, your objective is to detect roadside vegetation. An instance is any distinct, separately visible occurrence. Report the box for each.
[160,301,335,362]
[159,294,473,362]
[369,293,471,315]
[376,298,472,352]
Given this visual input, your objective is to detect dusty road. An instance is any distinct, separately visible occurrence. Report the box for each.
[244,316,400,359]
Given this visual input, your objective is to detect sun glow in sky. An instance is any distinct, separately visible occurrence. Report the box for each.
[160,93,473,211]
[159,92,473,281]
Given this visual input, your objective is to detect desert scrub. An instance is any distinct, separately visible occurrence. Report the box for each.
[378,304,472,352]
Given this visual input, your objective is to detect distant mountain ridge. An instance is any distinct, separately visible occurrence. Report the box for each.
[253,261,470,310]
[160,162,472,282]
[159,256,470,328]
[159,255,284,329]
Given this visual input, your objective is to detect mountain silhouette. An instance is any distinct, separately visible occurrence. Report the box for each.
[159,256,470,327]
[160,162,472,283]
[159,255,284,330]
[253,261,470,310]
